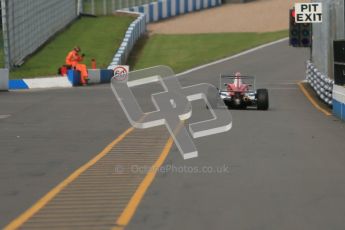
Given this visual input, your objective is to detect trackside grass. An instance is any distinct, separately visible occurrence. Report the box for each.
[128,31,288,73]
[10,15,134,79]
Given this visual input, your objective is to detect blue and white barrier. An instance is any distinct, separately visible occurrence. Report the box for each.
[7,11,143,89]
[67,69,114,86]
[333,85,345,121]
[7,69,115,89]
[108,0,222,69]
[126,0,222,23]
[306,61,334,106]
[108,12,147,69]
[9,76,72,90]
[88,69,114,84]
[8,0,222,90]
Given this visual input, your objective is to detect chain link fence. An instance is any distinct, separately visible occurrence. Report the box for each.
[1,0,79,69]
[81,0,157,15]
[312,0,345,78]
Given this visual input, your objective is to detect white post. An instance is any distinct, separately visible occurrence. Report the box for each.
[119,0,123,9]
[91,0,95,15]
[103,0,107,15]
[77,0,83,15]
[112,0,115,12]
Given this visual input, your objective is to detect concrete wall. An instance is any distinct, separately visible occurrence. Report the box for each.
[0,69,9,91]
[312,0,345,78]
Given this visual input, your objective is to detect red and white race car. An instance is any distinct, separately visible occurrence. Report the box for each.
[218,72,269,110]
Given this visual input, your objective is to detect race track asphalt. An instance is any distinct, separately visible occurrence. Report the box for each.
[126,40,345,230]
[0,86,130,227]
[1,39,345,229]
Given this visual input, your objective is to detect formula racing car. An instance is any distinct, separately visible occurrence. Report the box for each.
[218,73,269,110]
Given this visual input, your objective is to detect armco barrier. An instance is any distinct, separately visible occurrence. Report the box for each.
[306,61,334,106]
[333,85,345,121]
[127,0,222,23]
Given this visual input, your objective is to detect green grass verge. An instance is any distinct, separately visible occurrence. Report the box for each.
[128,31,288,73]
[10,15,134,79]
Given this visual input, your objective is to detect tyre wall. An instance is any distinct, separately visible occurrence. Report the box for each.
[306,61,334,106]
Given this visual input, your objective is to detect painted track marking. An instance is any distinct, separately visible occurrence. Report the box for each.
[298,81,332,116]
[114,137,174,229]
[4,127,134,230]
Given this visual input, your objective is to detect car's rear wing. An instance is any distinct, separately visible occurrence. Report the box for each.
[219,75,256,92]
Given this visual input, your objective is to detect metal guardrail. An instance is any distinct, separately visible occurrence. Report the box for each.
[306,61,334,106]
[312,0,344,80]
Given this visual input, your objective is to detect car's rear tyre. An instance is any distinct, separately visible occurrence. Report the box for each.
[257,89,269,110]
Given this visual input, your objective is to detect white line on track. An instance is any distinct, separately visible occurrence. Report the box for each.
[0,114,11,119]
[176,37,288,77]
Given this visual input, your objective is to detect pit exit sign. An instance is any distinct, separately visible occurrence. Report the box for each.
[295,3,322,23]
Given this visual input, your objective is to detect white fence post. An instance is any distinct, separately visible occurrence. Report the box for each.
[103,0,107,15]
[112,0,116,12]
[77,0,83,15]
[1,0,10,69]
[91,0,95,14]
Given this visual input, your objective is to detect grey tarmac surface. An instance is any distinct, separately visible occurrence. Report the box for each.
[127,40,345,230]
[0,86,131,228]
[1,40,345,229]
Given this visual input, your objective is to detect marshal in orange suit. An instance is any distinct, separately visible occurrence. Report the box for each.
[65,46,89,85]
